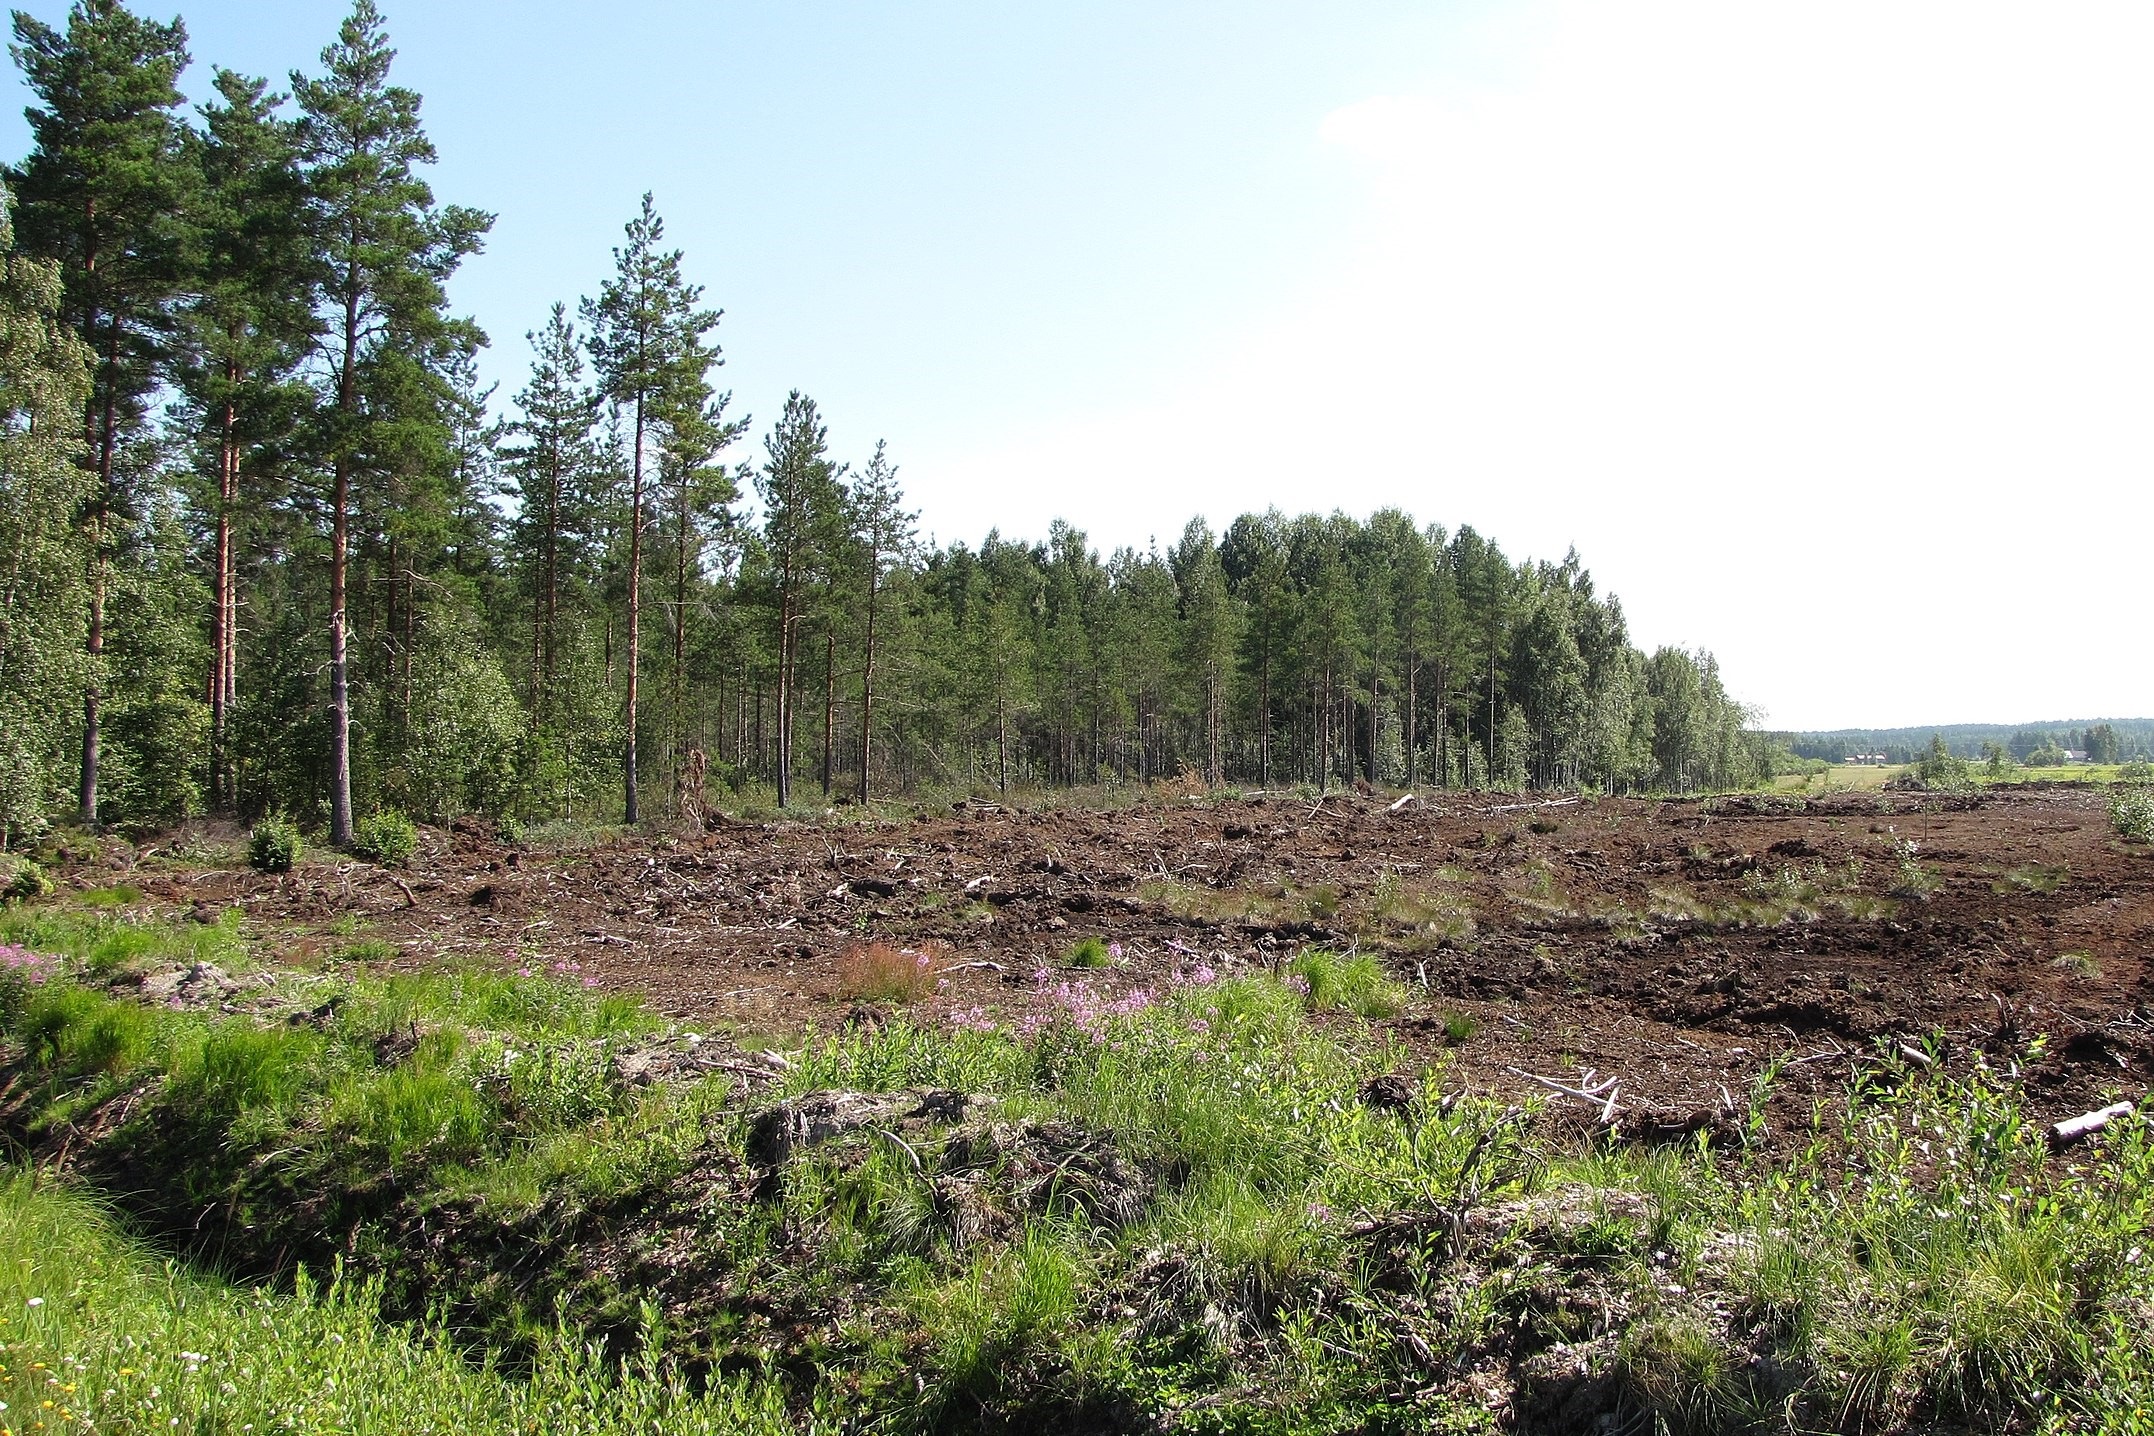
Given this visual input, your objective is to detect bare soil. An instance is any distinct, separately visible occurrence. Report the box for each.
[115,786,2154,1145]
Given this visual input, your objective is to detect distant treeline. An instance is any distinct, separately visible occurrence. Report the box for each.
[1779,722,2154,766]
[0,1,1765,844]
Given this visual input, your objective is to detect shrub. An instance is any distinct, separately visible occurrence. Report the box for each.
[835,941,941,1004]
[1288,949,1408,1019]
[2109,787,2154,844]
[1909,736,1972,791]
[247,815,303,873]
[351,809,417,866]
[1,856,51,904]
[2118,760,2154,784]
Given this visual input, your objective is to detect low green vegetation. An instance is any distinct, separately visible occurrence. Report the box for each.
[0,914,2147,1431]
[1287,947,1409,1019]
[2110,786,2154,844]
[247,814,304,873]
[1065,933,1113,968]
[1996,863,2070,895]
[352,807,419,865]
[0,1174,798,1435]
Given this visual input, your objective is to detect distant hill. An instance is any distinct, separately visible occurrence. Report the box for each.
[1767,720,2154,764]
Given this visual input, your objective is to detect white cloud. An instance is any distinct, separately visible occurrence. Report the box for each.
[915,1,2154,730]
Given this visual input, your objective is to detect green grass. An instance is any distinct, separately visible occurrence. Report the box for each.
[0,1173,800,1435]
[0,914,2149,1432]
[1065,934,1112,967]
[0,904,249,981]
[1996,863,2070,895]
[1287,948,1409,1019]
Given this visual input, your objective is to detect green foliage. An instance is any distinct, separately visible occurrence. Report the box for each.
[0,1174,800,1435]
[2110,786,2154,844]
[351,807,416,865]
[1,855,52,903]
[1910,734,1972,790]
[0,187,93,843]
[247,813,302,872]
[166,1022,324,1122]
[377,611,527,822]
[1287,949,1409,1019]
[20,981,165,1079]
[0,925,2149,1432]
[1065,934,1112,968]
[0,903,247,983]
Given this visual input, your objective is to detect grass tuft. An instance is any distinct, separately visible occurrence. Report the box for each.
[835,940,942,1004]
[1287,949,1408,1019]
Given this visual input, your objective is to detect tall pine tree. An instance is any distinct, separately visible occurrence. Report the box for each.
[755,391,843,809]
[8,0,191,826]
[292,0,490,845]
[582,193,720,825]
[174,68,316,812]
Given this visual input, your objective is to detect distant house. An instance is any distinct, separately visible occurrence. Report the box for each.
[1847,752,1889,765]
[2063,749,2088,763]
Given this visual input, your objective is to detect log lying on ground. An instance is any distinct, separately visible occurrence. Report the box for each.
[2050,1099,2138,1148]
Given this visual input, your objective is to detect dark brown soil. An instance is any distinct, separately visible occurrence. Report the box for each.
[114,787,2154,1145]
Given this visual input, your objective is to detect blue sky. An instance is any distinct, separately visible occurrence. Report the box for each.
[0,1,1518,467]
[7,2,2152,730]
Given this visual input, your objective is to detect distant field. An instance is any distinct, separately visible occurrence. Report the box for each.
[1774,762,2137,793]
[1986,763,2129,784]
[1773,763,1901,791]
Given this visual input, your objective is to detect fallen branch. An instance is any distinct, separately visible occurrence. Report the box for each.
[1483,796,1582,815]
[2050,1100,2137,1148]
[1505,1065,1623,1116]
[1387,793,1417,813]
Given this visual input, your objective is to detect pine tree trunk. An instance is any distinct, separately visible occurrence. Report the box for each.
[997,688,1009,797]
[1487,648,1497,784]
[328,271,360,849]
[329,453,353,845]
[1405,663,1418,788]
[821,625,835,797]
[672,485,688,813]
[79,321,122,828]
[624,395,645,825]
[774,588,793,810]
[1435,661,1449,788]
[858,564,877,804]
[1367,677,1380,784]
[1316,670,1327,793]
[209,394,237,812]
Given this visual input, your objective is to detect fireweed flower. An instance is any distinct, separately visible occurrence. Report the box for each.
[0,946,57,983]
